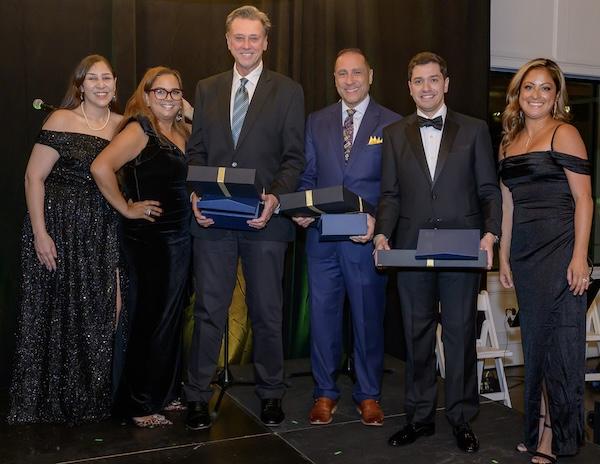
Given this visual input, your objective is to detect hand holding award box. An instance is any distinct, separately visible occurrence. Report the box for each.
[186,166,263,231]
[375,229,487,268]
[280,186,374,240]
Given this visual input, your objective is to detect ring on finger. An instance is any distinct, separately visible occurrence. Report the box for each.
[146,208,151,216]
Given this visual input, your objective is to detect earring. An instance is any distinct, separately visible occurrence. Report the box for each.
[176,110,183,122]
[80,91,84,101]
[553,100,558,118]
[112,94,116,102]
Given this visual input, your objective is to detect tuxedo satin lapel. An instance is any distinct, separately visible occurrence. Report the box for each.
[406,118,432,185]
[219,71,234,151]
[235,69,272,150]
[346,102,379,171]
[432,114,458,185]
[328,102,346,171]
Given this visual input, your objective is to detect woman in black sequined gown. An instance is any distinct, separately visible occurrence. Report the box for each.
[498,59,593,463]
[9,55,123,425]
[92,66,191,428]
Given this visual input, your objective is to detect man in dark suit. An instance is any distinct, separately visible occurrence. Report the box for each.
[294,49,401,427]
[184,5,304,430]
[374,52,501,452]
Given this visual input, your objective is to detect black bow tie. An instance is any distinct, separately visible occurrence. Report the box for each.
[417,115,443,130]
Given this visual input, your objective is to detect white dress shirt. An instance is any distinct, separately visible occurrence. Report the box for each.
[230,62,263,127]
[417,104,447,179]
[341,95,370,144]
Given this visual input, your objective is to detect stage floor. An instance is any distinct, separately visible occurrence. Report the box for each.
[2,356,600,463]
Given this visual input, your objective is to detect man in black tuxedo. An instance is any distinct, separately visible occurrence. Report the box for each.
[184,5,304,429]
[374,52,501,453]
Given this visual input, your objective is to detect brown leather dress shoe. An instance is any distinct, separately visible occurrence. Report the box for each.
[309,397,337,425]
[356,399,384,426]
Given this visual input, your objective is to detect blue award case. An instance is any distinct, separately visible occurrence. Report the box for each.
[415,229,481,260]
[317,213,368,241]
[280,185,373,240]
[375,229,486,268]
[279,185,373,217]
[186,165,263,231]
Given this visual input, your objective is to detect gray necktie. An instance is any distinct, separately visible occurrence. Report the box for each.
[231,77,249,147]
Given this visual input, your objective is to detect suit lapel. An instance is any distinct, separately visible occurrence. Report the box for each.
[235,68,272,150]
[218,71,234,151]
[406,115,433,186]
[327,102,346,171]
[432,110,458,185]
[346,101,380,171]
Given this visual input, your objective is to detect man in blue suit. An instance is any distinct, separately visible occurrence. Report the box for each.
[294,49,401,426]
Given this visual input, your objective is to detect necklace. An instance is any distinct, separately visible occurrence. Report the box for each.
[524,128,541,152]
[80,102,110,131]
[524,133,533,151]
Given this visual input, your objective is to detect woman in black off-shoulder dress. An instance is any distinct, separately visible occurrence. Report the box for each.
[92,66,191,428]
[498,58,593,464]
[9,55,124,425]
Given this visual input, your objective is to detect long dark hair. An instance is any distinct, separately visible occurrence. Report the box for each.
[60,54,118,111]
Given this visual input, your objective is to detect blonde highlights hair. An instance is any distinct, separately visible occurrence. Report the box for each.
[501,58,570,150]
[225,5,271,35]
[120,66,189,142]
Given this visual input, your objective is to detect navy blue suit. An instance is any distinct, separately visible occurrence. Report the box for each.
[300,99,401,403]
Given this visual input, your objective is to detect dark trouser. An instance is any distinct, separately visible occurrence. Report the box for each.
[119,230,190,417]
[184,233,287,403]
[397,270,481,427]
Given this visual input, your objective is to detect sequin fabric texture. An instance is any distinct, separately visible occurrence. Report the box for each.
[9,130,122,425]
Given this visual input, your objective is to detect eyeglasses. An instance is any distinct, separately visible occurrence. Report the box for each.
[149,88,183,100]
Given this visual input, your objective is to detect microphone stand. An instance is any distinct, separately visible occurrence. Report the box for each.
[211,317,254,414]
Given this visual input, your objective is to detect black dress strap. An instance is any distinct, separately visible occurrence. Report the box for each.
[124,115,158,139]
[550,124,565,152]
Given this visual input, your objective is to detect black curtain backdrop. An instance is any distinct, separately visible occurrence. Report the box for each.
[0,0,490,392]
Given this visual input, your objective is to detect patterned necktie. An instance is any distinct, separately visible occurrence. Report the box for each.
[343,108,356,163]
[231,77,249,147]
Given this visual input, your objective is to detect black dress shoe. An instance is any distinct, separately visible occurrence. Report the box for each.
[260,398,284,426]
[388,422,435,447]
[453,423,479,453]
[185,401,211,430]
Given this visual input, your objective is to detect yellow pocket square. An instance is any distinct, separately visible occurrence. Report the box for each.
[368,136,383,145]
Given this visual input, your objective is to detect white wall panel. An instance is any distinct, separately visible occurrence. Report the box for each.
[491,0,600,78]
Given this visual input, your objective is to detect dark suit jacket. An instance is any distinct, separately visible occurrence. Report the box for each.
[375,109,501,248]
[187,68,305,241]
[300,99,401,208]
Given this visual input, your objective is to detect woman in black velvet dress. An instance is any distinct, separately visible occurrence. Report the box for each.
[92,66,191,428]
[498,58,593,464]
[9,55,123,425]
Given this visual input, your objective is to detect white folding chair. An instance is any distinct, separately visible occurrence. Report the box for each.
[436,290,513,407]
[585,289,600,382]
